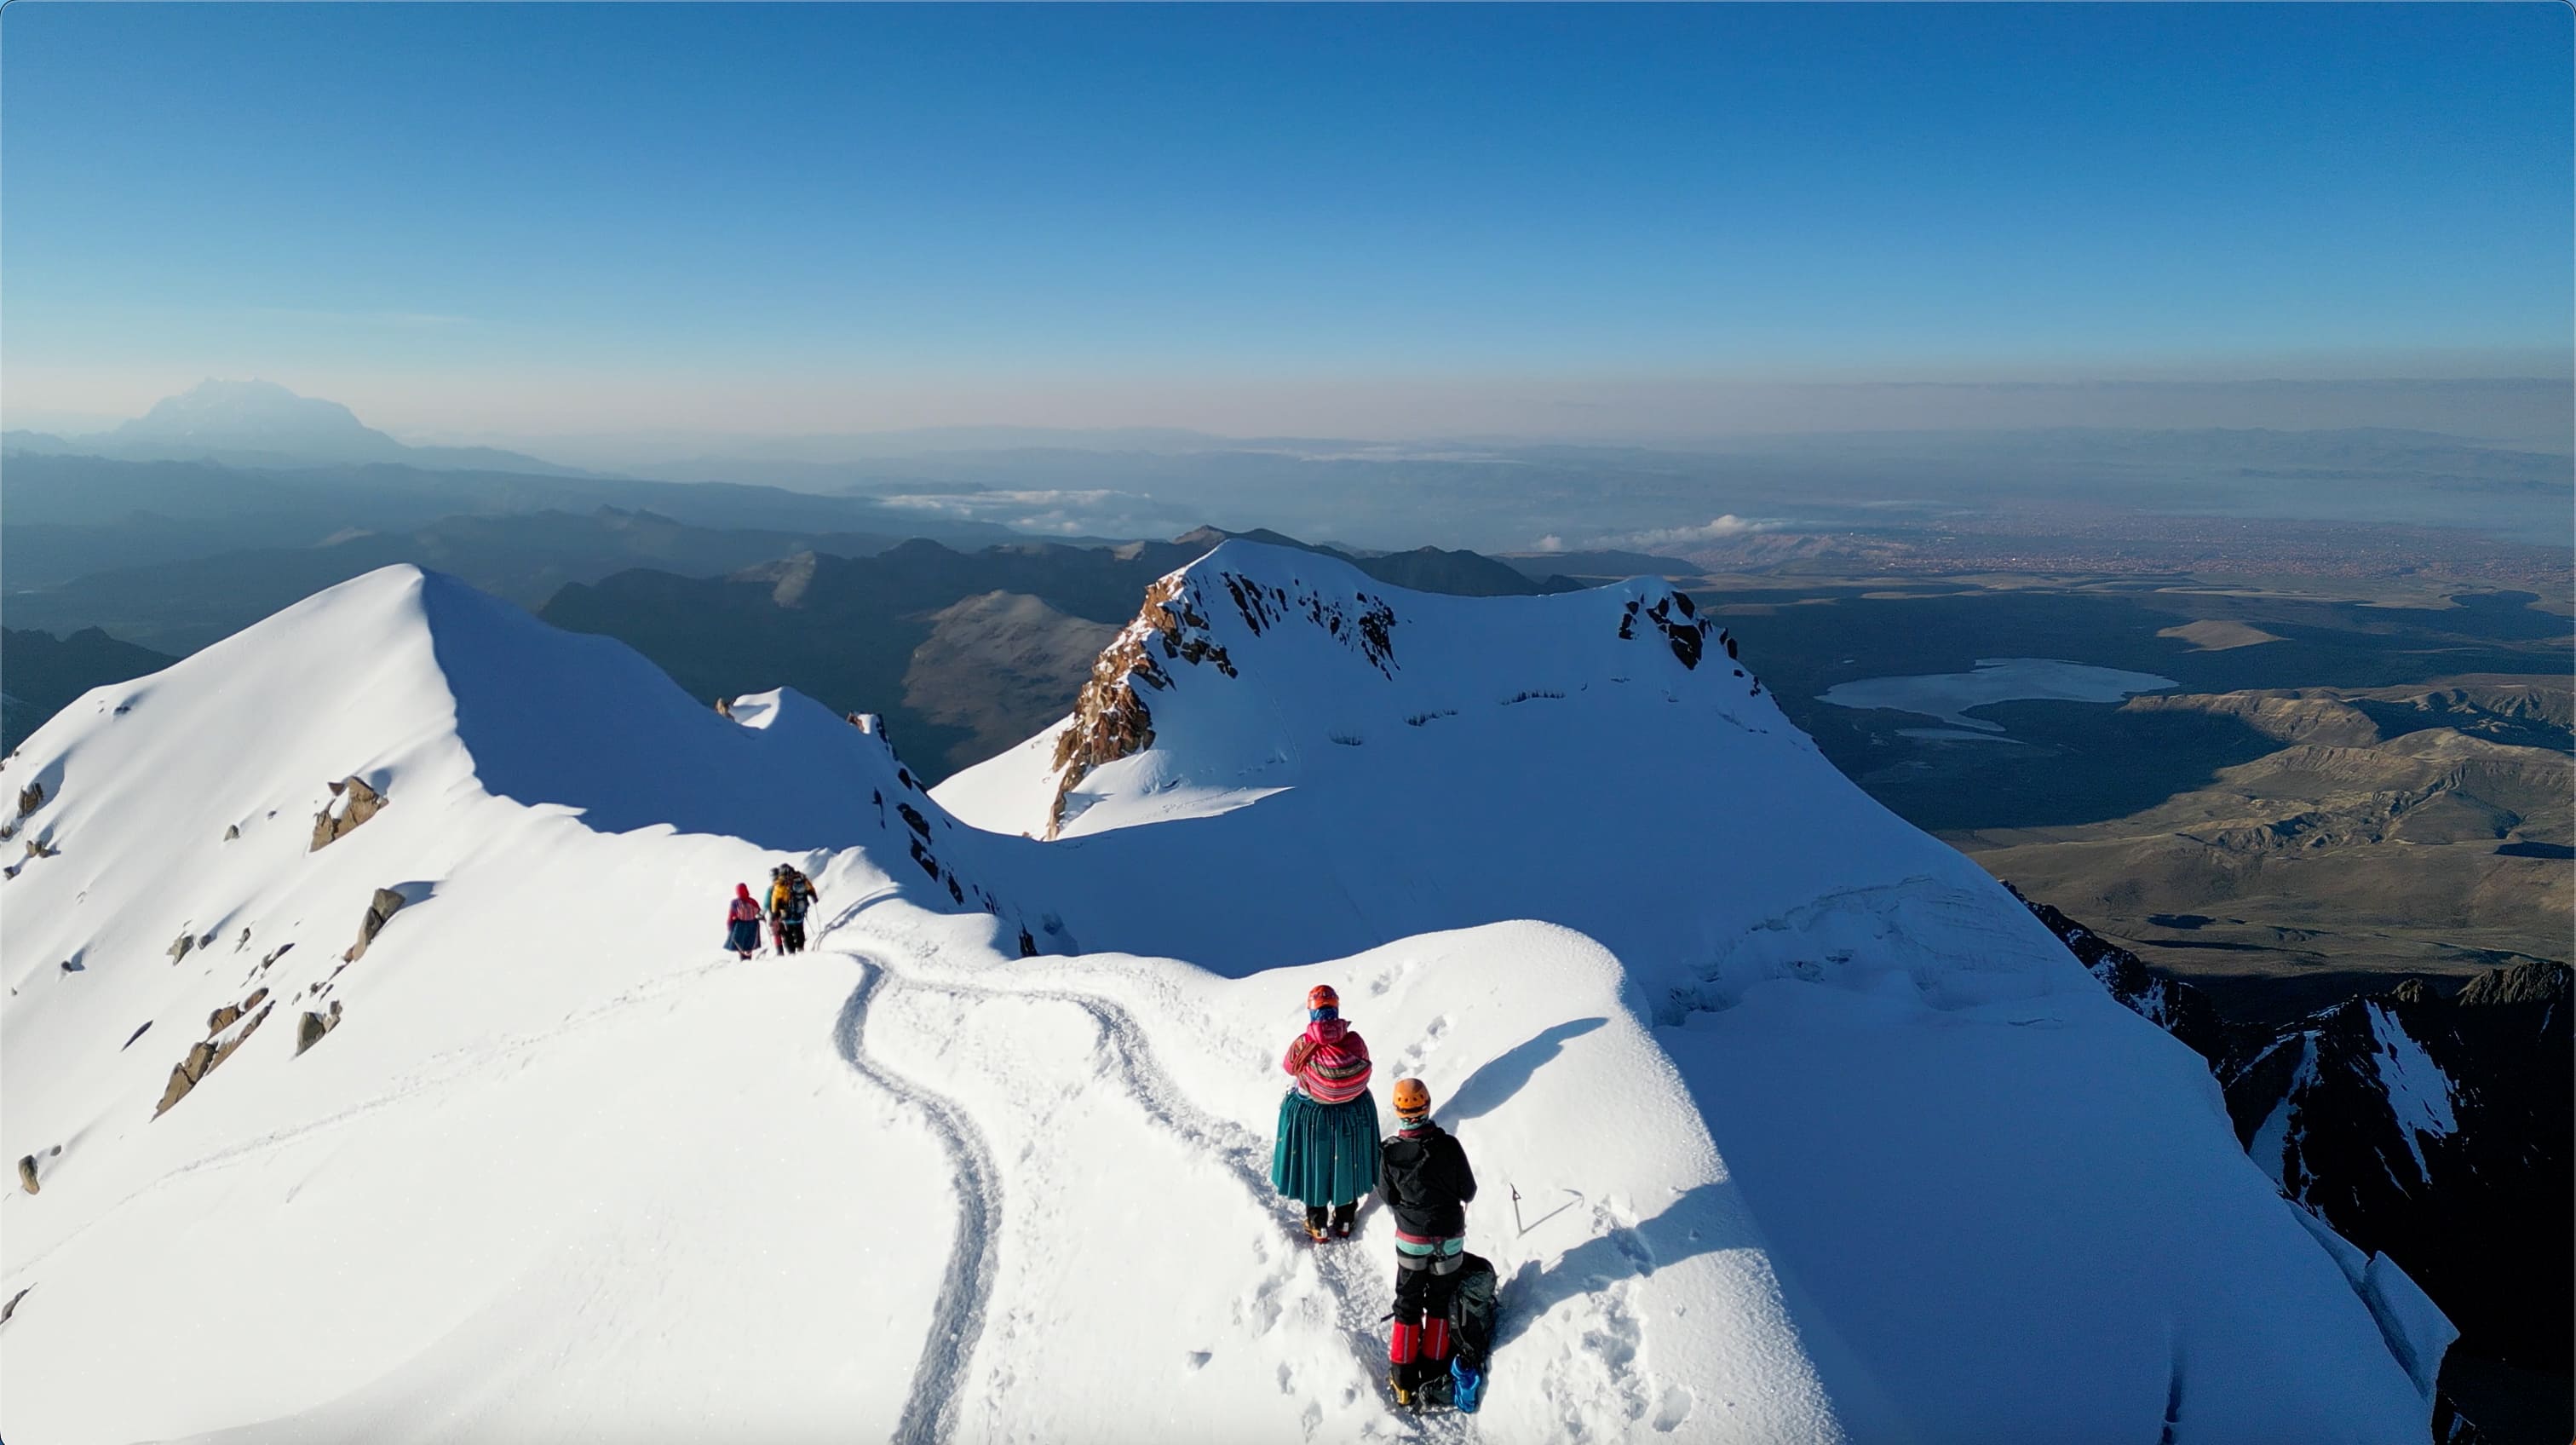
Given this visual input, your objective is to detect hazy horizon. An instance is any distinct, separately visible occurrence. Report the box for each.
[11,371,2573,462]
[6,4,2568,453]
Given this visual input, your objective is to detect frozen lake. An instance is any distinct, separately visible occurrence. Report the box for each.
[1819,658,2178,733]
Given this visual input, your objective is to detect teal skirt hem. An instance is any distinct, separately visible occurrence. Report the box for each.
[1271,1088,1380,1207]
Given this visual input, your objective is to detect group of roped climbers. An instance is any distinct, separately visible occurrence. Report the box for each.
[720,866,820,959]
[1272,984,1487,1411]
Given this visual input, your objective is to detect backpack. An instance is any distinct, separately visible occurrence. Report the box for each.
[1410,1253,1500,1413]
[1447,1253,1499,1374]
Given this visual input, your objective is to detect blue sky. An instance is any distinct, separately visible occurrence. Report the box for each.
[3,3,2567,440]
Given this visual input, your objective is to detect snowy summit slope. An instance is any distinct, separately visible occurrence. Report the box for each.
[3,551,2444,1443]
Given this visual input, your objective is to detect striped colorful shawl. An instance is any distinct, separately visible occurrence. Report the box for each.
[1283,1018,1373,1104]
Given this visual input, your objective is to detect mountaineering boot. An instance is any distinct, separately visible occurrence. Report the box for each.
[1330,1201,1357,1240]
[1389,1321,1420,1407]
[1303,1205,1330,1242]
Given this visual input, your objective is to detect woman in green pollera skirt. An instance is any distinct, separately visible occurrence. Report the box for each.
[1272,983,1380,1241]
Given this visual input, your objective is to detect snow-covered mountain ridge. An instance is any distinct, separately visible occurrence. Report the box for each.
[3,547,2449,1442]
[1034,556,1730,839]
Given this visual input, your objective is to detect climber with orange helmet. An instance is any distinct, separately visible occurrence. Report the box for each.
[1271,983,1379,1241]
[1378,1075,1478,1407]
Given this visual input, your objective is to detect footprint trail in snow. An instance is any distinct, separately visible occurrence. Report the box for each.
[834,944,1474,1442]
[834,959,1006,1445]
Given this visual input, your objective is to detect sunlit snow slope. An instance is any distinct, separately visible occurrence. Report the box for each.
[1,552,2445,1444]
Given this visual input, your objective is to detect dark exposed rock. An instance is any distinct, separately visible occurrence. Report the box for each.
[309,776,386,851]
[58,958,81,974]
[16,1155,37,1195]
[156,986,280,1116]
[342,887,409,962]
[168,931,196,963]
[1047,573,1187,838]
[714,696,733,717]
[215,1004,272,1068]
[15,782,42,816]
[2216,963,2573,1368]
[155,1040,220,1116]
[1627,590,1718,671]
[2010,884,2230,1063]
[224,823,240,842]
[22,837,56,859]
[2430,1388,2488,1444]
[1049,567,1406,837]
[296,1000,344,1056]
[0,1286,26,1324]
[2455,959,2570,1009]
[897,802,931,840]
[2025,886,2573,1385]
[122,1021,152,1050]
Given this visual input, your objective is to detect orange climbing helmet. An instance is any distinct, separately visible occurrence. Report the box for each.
[1393,1077,1432,1125]
[1308,984,1340,1016]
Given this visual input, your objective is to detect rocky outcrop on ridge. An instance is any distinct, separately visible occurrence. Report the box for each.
[343,887,411,963]
[152,991,277,1118]
[1045,573,1200,839]
[310,776,387,850]
[1044,556,1752,838]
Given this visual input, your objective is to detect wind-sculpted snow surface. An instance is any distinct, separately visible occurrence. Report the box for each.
[0,556,2441,1442]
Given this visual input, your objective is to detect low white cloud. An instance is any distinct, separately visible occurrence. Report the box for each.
[1622,515,1784,548]
[873,487,1194,540]
[1531,534,1567,553]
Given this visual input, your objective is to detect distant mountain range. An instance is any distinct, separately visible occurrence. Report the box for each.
[3,497,1578,771]
[4,508,911,655]
[0,627,180,753]
[3,379,595,475]
[0,450,1044,605]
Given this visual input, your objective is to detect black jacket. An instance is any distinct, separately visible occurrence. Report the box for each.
[1377,1123,1477,1238]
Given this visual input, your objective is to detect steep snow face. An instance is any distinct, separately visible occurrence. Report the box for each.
[3,558,2440,1444]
